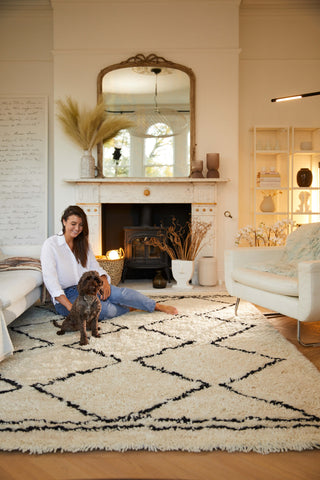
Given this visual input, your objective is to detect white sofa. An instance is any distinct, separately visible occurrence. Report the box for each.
[224,222,320,347]
[0,245,43,361]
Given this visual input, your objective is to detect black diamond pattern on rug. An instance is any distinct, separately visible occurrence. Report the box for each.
[0,293,319,453]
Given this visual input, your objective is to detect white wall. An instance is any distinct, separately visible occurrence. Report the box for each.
[0,3,54,232]
[52,0,240,279]
[239,2,320,228]
[2,1,319,278]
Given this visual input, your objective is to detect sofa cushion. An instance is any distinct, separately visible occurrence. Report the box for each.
[232,267,298,297]
[0,270,43,309]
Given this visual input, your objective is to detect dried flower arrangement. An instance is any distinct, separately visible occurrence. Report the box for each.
[235,219,295,247]
[56,96,134,152]
[146,218,212,261]
[261,190,283,199]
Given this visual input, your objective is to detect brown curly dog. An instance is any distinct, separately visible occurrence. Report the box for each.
[53,270,103,345]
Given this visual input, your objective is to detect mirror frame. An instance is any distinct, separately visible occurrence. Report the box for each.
[96,53,195,178]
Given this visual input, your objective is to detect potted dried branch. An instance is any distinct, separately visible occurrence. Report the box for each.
[56,96,134,178]
[147,218,211,289]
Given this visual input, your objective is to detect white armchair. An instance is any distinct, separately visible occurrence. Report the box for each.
[224,223,320,347]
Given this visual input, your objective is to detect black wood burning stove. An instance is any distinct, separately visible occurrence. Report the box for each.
[122,226,171,282]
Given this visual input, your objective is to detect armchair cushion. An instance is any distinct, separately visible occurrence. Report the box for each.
[232,268,298,296]
[248,223,320,278]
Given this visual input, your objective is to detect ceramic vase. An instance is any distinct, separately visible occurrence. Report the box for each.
[206,153,220,178]
[260,195,275,212]
[190,161,203,178]
[297,168,313,187]
[171,259,194,289]
[153,269,167,289]
[198,256,217,286]
[80,150,95,178]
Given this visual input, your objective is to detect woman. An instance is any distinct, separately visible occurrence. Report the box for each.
[40,205,178,319]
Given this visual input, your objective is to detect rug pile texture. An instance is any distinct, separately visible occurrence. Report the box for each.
[0,293,319,454]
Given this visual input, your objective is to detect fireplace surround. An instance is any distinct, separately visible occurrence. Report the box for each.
[66,177,227,283]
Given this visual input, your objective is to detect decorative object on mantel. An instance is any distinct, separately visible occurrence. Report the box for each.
[198,256,217,286]
[96,248,125,286]
[56,96,133,178]
[297,167,313,187]
[190,160,203,178]
[146,218,211,288]
[235,219,294,247]
[206,153,220,178]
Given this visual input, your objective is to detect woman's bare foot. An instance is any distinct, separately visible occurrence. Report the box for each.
[155,303,178,315]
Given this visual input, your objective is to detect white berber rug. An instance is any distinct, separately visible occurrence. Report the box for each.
[0,292,319,454]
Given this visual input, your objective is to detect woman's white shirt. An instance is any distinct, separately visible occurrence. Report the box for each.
[40,233,110,304]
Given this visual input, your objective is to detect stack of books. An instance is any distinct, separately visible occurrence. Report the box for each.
[257,171,281,188]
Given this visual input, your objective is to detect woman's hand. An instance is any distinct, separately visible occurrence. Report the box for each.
[55,294,73,312]
[100,275,111,300]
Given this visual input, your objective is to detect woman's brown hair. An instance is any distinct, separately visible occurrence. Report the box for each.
[61,205,89,267]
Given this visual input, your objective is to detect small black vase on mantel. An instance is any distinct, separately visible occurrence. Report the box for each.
[297,168,313,187]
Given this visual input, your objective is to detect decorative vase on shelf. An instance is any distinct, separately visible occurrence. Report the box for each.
[153,270,167,289]
[171,259,194,289]
[260,195,275,213]
[80,150,95,178]
[297,168,313,187]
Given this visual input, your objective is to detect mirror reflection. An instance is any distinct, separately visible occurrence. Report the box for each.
[97,54,195,178]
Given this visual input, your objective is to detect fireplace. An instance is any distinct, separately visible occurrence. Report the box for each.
[68,177,225,283]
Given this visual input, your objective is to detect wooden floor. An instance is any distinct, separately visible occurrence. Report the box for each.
[0,312,319,480]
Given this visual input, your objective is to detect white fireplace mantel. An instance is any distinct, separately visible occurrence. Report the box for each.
[65,178,229,279]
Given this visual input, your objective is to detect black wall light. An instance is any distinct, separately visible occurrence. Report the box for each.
[271,91,320,102]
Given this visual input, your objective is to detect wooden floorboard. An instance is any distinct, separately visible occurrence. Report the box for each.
[0,311,319,480]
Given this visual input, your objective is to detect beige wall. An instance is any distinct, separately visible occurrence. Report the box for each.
[52,0,240,278]
[1,0,320,273]
[0,4,54,230]
[239,2,320,227]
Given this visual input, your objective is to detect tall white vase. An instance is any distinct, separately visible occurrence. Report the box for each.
[171,259,194,289]
[80,150,95,178]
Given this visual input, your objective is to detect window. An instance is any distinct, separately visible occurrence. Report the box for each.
[103,130,130,177]
[144,123,174,177]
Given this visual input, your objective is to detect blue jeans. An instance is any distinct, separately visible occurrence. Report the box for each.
[54,284,156,320]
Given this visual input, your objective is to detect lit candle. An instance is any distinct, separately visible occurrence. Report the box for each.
[106,249,120,260]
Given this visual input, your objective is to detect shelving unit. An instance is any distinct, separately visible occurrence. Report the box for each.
[252,126,320,228]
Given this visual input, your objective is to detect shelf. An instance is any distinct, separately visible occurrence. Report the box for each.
[292,212,320,215]
[255,211,289,215]
[293,151,320,155]
[292,187,319,191]
[252,125,320,227]
[256,150,289,154]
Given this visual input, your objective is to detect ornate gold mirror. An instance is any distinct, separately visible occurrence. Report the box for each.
[97,53,195,178]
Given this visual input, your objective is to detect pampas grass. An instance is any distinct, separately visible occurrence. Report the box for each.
[56,96,134,151]
[147,218,212,260]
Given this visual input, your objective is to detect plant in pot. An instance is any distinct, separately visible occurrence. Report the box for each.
[56,96,134,178]
[146,218,211,289]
